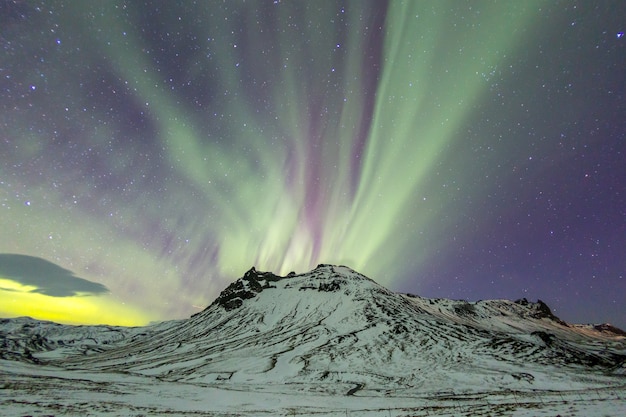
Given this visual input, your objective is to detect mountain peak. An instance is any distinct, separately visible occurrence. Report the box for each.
[207,266,283,312]
[208,264,378,312]
[513,297,568,325]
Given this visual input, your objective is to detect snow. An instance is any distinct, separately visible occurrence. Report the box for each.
[2,359,624,416]
[1,264,625,416]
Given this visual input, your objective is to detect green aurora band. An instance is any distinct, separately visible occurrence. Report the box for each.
[1,1,544,323]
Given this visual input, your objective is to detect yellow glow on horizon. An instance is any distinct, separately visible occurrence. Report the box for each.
[0,278,154,326]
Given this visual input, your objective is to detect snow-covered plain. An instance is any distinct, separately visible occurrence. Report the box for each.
[1,265,625,416]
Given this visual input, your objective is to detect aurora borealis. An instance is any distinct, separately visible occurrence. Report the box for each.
[1,1,624,328]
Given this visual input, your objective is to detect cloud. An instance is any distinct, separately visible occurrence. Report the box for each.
[0,254,109,297]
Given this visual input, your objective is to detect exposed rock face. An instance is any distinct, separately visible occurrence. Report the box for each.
[514,297,568,325]
[210,267,283,311]
[593,323,626,337]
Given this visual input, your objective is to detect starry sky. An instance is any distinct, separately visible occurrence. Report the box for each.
[1,1,624,328]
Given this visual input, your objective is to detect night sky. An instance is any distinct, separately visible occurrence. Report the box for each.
[1,1,624,328]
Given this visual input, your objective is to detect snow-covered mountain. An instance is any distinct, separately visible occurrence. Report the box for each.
[1,264,625,416]
[4,265,625,386]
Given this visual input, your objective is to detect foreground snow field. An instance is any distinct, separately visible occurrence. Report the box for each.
[2,265,625,416]
[2,359,624,416]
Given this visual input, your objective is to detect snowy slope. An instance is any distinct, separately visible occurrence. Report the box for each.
[0,315,177,362]
[1,264,625,416]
